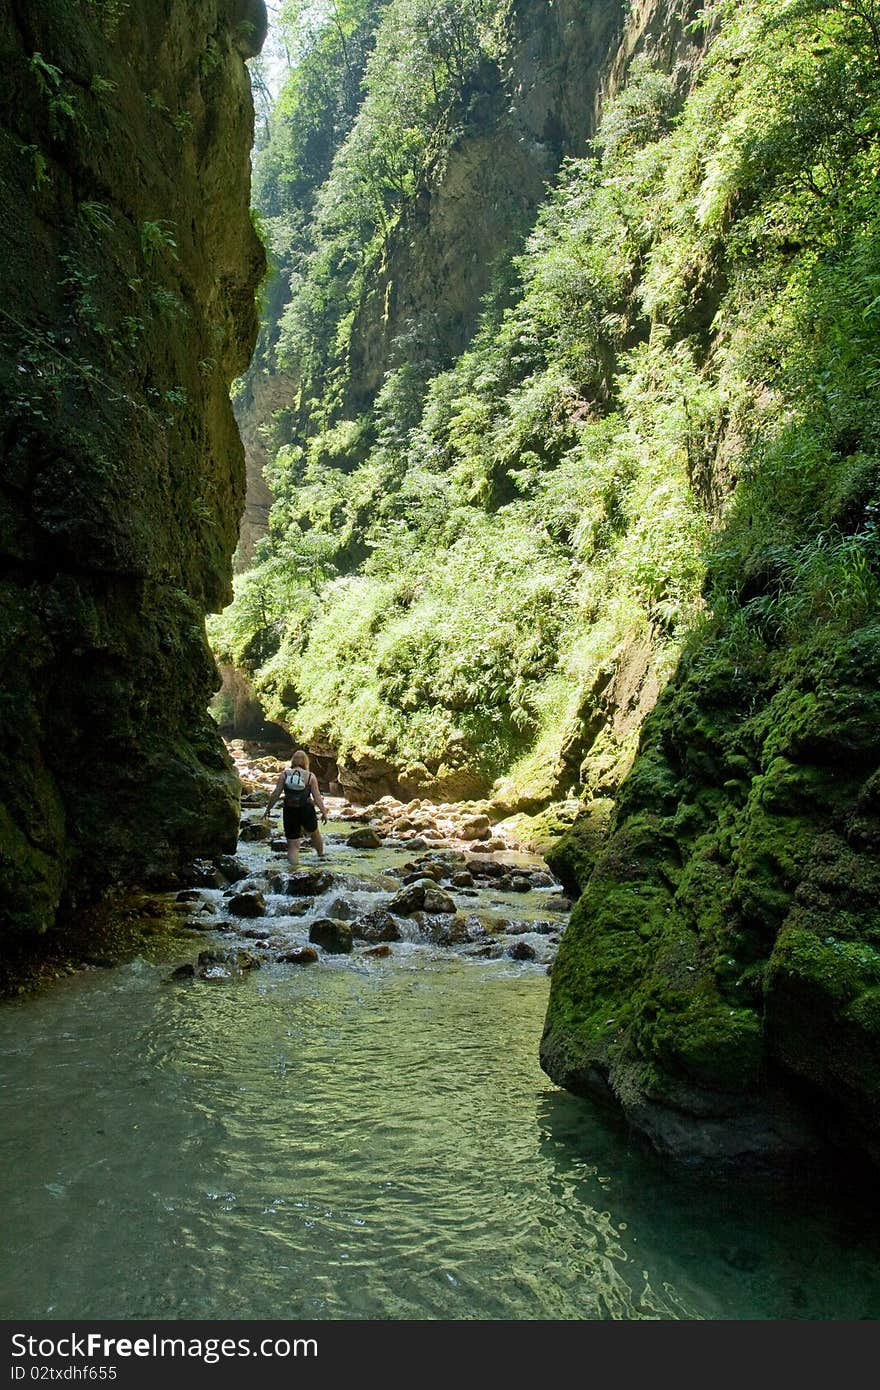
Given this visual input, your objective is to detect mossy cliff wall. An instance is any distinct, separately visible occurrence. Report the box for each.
[543,621,880,1173]
[0,0,266,943]
[540,0,880,1170]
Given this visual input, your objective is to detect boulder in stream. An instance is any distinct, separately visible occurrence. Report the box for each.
[415,912,470,947]
[277,946,319,966]
[268,899,311,918]
[529,871,557,889]
[508,939,537,961]
[283,870,335,897]
[217,855,250,884]
[226,890,266,918]
[238,821,270,842]
[166,962,195,981]
[326,895,359,921]
[423,887,457,914]
[544,895,572,913]
[196,948,262,979]
[387,879,436,915]
[186,860,225,889]
[465,857,507,879]
[402,865,443,884]
[351,910,401,943]
[347,827,383,849]
[499,873,532,893]
[309,919,354,954]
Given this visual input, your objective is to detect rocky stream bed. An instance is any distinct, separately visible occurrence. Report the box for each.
[164,744,572,985]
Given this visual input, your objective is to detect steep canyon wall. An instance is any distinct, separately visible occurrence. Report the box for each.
[0,0,266,945]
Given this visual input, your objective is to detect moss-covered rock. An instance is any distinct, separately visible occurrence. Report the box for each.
[0,0,265,953]
[543,622,880,1170]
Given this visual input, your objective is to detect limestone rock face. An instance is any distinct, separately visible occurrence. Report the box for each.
[0,1,266,942]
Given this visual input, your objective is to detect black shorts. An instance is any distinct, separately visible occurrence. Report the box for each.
[283,801,318,838]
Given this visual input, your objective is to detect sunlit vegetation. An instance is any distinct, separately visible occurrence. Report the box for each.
[214,0,880,802]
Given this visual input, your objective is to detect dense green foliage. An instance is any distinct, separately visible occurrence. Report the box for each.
[245,0,389,367]
[538,0,880,1156]
[216,0,880,817]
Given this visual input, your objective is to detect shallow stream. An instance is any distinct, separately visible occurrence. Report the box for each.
[2,817,879,1320]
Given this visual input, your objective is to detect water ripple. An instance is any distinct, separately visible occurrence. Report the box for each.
[1,959,880,1319]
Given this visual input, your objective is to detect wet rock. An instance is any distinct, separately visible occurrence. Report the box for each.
[217,855,249,883]
[268,899,311,918]
[387,880,435,915]
[186,860,225,889]
[423,887,457,914]
[240,927,272,940]
[465,857,507,879]
[238,821,270,842]
[185,918,216,932]
[277,946,319,965]
[508,940,537,961]
[325,896,359,921]
[281,870,334,896]
[235,950,263,971]
[498,873,532,893]
[351,909,401,943]
[309,919,354,954]
[464,911,511,936]
[529,871,557,888]
[363,943,392,958]
[270,837,288,852]
[175,889,202,903]
[416,912,470,947]
[196,951,233,980]
[451,871,474,888]
[365,873,403,892]
[224,876,268,895]
[346,827,383,849]
[402,866,443,884]
[197,948,261,973]
[226,890,266,918]
[166,962,195,981]
[459,941,505,960]
[544,895,572,913]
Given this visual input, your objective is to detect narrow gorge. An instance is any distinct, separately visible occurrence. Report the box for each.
[2,0,880,1323]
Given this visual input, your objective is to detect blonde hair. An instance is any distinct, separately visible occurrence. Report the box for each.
[290,749,310,769]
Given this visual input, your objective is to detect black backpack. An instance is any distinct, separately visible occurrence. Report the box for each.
[283,766,312,807]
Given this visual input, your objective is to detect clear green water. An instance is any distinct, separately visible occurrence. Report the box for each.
[2,950,880,1320]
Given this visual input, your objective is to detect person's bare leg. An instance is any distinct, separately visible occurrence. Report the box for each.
[287,837,300,869]
[310,829,325,860]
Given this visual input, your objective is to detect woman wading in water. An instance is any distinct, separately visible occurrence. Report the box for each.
[264,750,328,868]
